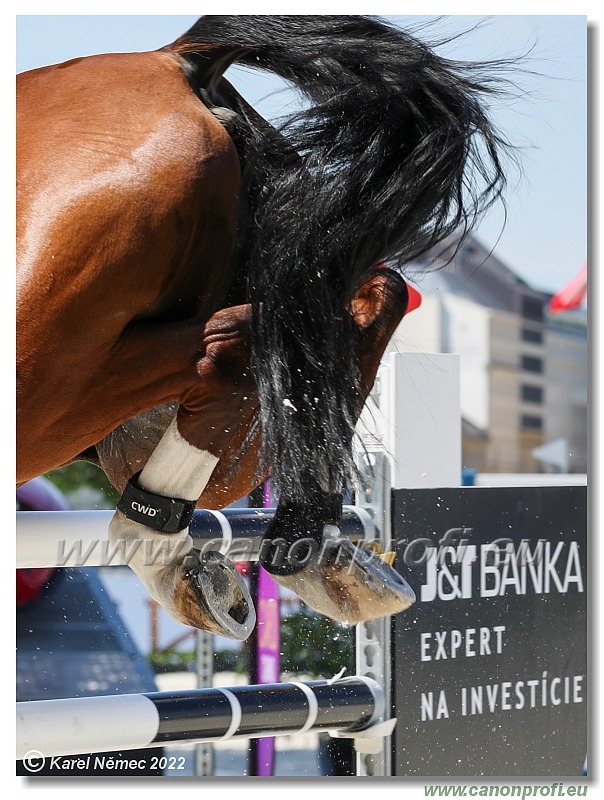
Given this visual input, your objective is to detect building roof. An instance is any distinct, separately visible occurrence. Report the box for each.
[400,234,550,316]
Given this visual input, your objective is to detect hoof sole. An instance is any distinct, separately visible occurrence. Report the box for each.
[181,551,256,640]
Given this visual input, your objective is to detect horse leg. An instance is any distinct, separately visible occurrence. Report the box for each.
[108,414,256,640]
[107,305,258,640]
[258,482,415,624]
[259,269,417,624]
[107,270,416,633]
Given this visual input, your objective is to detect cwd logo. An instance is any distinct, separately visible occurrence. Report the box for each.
[131,502,158,517]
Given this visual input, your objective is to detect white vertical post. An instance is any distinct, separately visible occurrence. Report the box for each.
[195,631,214,776]
[364,352,461,490]
[354,451,392,778]
[355,352,461,775]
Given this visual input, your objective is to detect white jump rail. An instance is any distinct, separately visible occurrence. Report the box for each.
[16,506,375,569]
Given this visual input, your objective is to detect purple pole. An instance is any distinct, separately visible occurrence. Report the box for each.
[251,482,281,776]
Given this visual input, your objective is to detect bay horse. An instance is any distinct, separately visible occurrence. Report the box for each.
[17,16,508,640]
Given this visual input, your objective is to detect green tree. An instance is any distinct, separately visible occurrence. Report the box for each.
[279,609,353,677]
[46,462,119,506]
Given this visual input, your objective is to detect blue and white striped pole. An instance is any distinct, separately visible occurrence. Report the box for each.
[17,677,392,760]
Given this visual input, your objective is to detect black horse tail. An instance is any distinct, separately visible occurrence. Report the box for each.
[170,16,513,501]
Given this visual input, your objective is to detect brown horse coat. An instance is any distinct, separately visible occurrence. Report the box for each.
[19,14,506,633]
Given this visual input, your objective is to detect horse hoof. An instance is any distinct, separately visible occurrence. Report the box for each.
[175,551,256,641]
[270,533,415,625]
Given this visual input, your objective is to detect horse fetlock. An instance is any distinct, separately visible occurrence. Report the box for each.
[108,510,192,569]
[260,521,349,577]
[259,535,321,576]
[258,492,340,576]
[108,511,255,639]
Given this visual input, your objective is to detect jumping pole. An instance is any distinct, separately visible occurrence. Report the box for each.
[17,677,395,761]
[16,506,375,569]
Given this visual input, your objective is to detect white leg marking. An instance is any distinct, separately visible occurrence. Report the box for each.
[108,416,219,618]
[138,416,219,501]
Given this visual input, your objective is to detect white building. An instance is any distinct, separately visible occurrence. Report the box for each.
[387,237,587,474]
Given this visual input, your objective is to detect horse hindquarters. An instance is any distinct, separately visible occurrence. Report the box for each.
[19,51,253,636]
[17,50,241,483]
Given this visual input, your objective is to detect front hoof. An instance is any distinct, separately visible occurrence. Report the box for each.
[271,536,415,625]
[174,551,256,640]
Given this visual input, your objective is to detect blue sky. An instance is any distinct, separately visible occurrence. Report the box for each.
[15,13,588,294]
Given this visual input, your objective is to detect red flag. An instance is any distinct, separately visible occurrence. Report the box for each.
[376,262,422,314]
[548,263,587,313]
[406,281,422,314]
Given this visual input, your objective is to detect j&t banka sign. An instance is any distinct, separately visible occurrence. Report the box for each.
[420,539,584,602]
[389,485,587,778]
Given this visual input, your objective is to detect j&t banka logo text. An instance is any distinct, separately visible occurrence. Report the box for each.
[420,538,584,602]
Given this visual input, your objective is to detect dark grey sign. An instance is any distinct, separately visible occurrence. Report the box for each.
[391,486,587,777]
